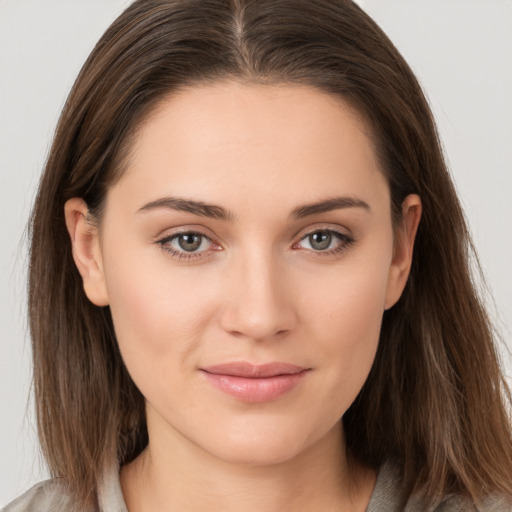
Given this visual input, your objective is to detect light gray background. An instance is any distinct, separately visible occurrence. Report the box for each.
[1,0,511,505]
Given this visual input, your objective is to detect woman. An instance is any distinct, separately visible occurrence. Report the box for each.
[4,0,512,510]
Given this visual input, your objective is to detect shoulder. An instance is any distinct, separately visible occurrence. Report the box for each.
[1,479,83,512]
[432,494,512,512]
[2,466,127,512]
[368,462,512,512]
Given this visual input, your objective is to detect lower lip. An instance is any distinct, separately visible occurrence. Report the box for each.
[200,370,309,403]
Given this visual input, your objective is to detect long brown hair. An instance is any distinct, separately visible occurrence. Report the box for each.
[28,0,512,508]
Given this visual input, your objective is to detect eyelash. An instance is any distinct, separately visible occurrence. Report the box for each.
[293,229,355,256]
[156,231,216,260]
[156,228,355,261]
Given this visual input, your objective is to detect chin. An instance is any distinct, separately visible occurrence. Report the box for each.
[195,418,331,468]
[210,439,308,467]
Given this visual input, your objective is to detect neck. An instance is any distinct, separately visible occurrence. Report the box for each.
[120,420,375,512]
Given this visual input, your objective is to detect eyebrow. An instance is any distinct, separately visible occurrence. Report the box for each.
[137,195,370,221]
[290,196,370,218]
[138,197,235,221]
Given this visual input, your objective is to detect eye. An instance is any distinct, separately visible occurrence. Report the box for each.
[157,231,216,258]
[173,233,208,252]
[294,229,354,254]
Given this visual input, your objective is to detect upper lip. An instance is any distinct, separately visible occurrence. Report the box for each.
[201,362,308,378]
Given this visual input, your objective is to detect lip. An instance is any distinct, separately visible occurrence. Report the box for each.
[200,362,310,403]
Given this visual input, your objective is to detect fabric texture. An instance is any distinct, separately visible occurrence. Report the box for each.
[2,462,511,511]
[366,464,511,512]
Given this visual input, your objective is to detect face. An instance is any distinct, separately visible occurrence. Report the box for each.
[67,81,419,467]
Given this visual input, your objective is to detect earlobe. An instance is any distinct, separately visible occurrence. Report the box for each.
[384,194,422,310]
[64,198,109,306]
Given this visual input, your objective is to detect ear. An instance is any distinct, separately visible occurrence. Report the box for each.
[384,194,422,310]
[64,198,109,306]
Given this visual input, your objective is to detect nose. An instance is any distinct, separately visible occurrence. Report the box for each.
[219,251,298,342]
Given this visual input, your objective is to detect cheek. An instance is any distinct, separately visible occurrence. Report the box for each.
[299,250,392,404]
[305,253,390,344]
[101,241,219,384]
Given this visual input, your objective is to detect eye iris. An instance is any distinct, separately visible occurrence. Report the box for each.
[309,231,332,250]
[178,234,202,252]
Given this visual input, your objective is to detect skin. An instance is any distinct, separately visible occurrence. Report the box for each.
[65,81,421,512]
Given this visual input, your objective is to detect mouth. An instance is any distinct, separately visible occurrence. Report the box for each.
[199,362,311,403]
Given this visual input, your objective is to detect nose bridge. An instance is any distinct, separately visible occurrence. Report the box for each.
[220,244,296,340]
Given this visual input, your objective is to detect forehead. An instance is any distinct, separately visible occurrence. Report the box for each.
[110,81,388,215]
[132,80,373,158]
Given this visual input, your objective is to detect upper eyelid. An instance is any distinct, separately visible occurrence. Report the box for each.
[154,225,216,242]
[158,231,211,242]
[300,227,348,237]
[156,232,216,260]
[156,226,348,238]
[158,232,215,253]
[294,228,353,247]
[154,224,353,247]
[293,223,352,241]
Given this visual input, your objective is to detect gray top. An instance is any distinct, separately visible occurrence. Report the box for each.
[2,462,511,511]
